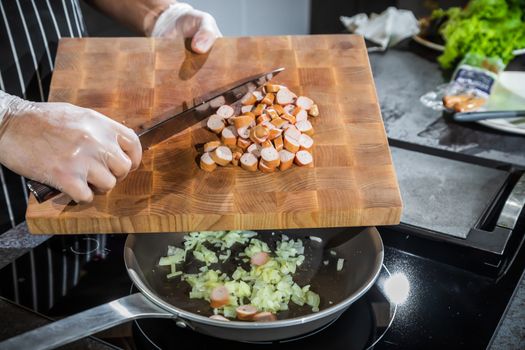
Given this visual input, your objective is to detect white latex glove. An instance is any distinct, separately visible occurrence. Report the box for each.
[150,2,222,54]
[0,91,142,203]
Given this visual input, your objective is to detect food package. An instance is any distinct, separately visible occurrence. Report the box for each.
[420,53,505,112]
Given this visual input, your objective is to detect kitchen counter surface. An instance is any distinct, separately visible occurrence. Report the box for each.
[370,42,525,168]
[369,43,525,350]
[0,41,523,349]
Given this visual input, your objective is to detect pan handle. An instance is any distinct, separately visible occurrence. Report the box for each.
[0,293,174,350]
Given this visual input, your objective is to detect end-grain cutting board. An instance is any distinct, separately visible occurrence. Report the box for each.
[26,35,402,234]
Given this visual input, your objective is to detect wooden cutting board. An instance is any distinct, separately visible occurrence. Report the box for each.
[26,35,402,234]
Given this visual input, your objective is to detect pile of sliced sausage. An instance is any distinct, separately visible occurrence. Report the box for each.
[200,83,319,173]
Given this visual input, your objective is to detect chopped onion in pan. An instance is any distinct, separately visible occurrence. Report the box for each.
[159,231,321,319]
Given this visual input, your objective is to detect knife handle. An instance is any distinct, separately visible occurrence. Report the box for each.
[27,180,60,203]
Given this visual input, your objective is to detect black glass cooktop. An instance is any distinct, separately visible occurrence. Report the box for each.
[0,225,524,349]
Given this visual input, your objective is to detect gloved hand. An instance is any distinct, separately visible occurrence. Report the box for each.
[0,91,142,203]
[149,2,222,54]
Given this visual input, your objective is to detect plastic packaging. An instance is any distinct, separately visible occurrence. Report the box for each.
[420,53,505,112]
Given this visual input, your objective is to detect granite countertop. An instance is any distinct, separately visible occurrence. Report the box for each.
[371,41,525,167]
[368,42,525,350]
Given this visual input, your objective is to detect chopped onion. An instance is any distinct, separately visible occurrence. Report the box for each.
[309,236,322,243]
[337,258,345,271]
[159,230,321,318]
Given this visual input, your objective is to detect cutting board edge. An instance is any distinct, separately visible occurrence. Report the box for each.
[25,206,402,234]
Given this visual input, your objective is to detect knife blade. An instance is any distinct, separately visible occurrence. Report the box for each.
[138,67,284,149]
[27,67,285,203]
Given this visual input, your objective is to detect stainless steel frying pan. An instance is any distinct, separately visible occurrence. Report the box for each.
[0,227,383,350]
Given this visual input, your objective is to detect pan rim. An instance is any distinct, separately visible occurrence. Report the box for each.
[124,227,384,329]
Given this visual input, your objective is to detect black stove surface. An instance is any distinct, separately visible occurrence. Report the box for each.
[1,226,524,350]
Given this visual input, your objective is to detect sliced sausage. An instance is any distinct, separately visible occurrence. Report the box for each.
[210,314,230,321]
[241,105,254,114]
[273,136,284,151]
[207,114,225,134]
[217,105,234,119]
[264,83,281,93]
[251,251,270,266]
[200,152,217,172]
[284,134,300,153]
[253,91,264,102]
[284,126,301,141]
[233,115,254,130]
[226,116,236,125]
[241,92,257,106]
[299,133,314,151]
[252,103,266,116]
[283,104,296,115]
[266,108,279,120]
[236,305,258,321]
[270,117,287,129]
[256,114,271,125]
[280,113,296,125]
[294,108,308,123]
[210,285,230,309]
[243,112,256,123]
[279,150,295,171]
[273,104,285,115]
[268,128,282,140]
[253,312,277,322]
[259,159,276,173]
[261,93,275,105]
[232,148,243,166]
[247,143,262,158]
[210,146,233,166]
[296,96,314,110]
[294,150,313,167]
[237,126,250,139]
[203,140,221,153]
[240,152,258,172]
[296,120,314,136]
[261,140,273,149]
[221,126,238,146]
[237,137,252,150]
[308,104,319,117]
[249,124,269,144]
[276,88,296,105]
[261,146,280,168]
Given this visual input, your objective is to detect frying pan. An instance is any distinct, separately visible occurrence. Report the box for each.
[0,227,383,350]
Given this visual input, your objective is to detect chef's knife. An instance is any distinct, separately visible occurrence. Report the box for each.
[27,67,285,203]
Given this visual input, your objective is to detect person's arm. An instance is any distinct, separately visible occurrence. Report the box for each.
[0,91,142,203]
[89,0,222,53]
[88,0,169,36]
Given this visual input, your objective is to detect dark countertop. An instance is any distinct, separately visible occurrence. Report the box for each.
[0,41,523,349]
[370,42,525,167]
[369,42,525,350]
